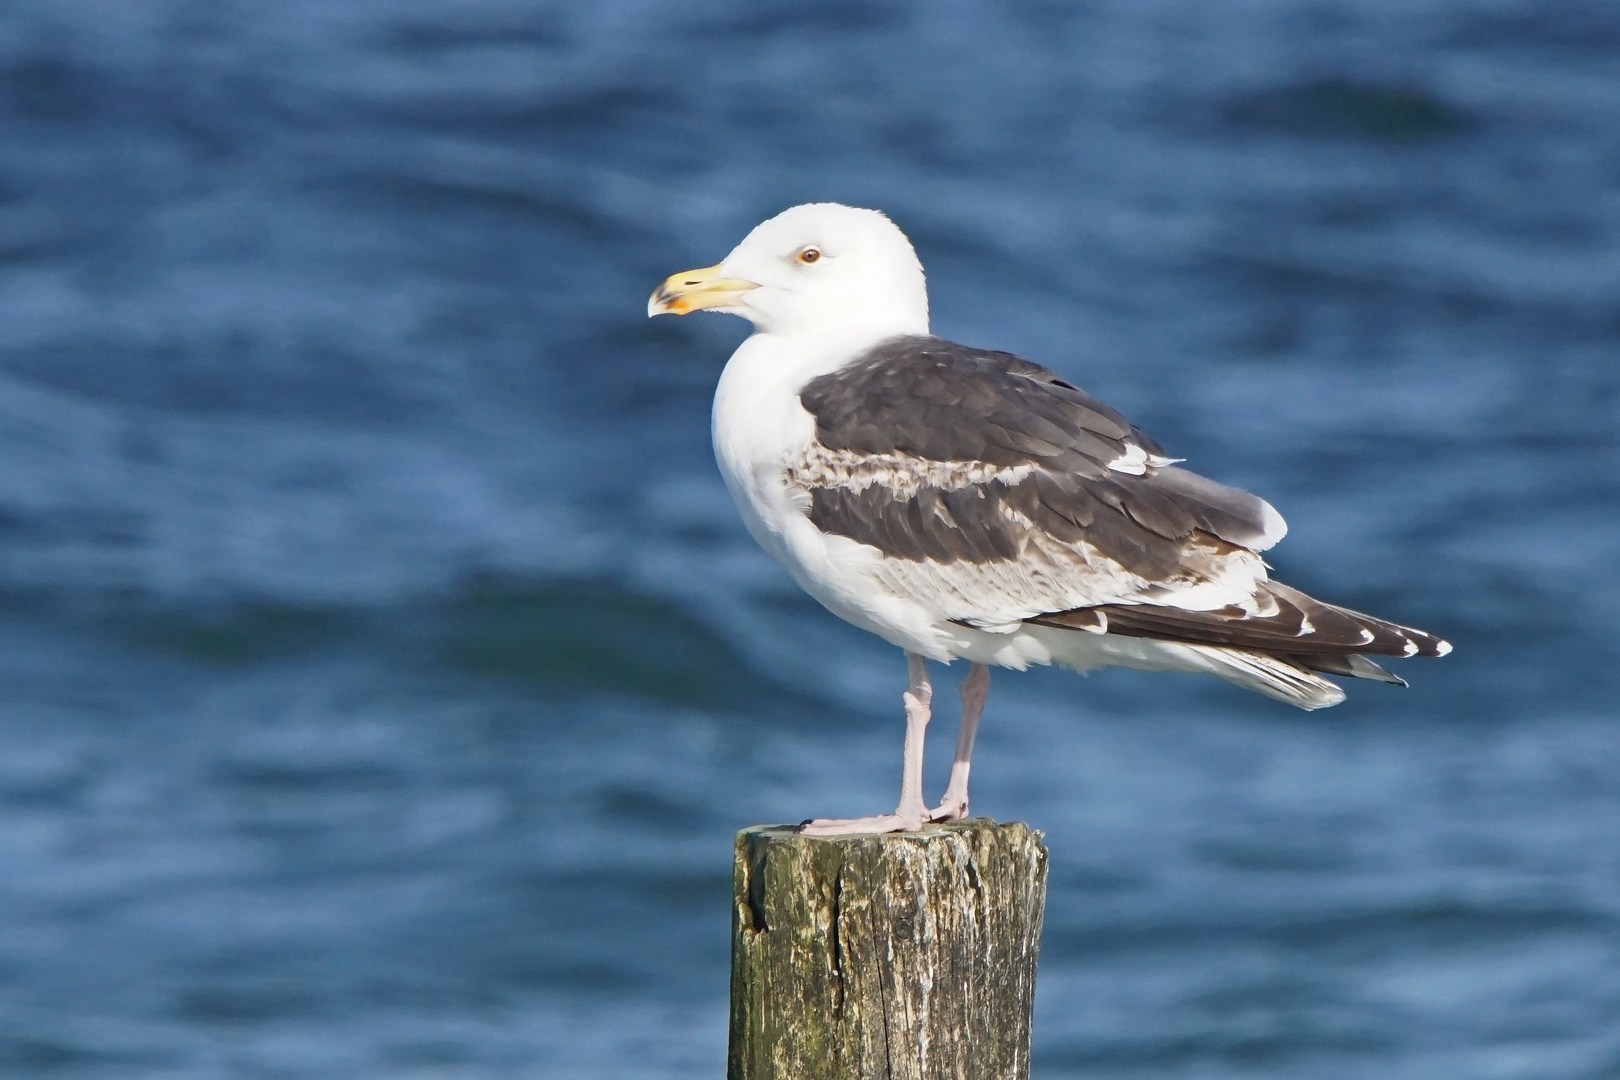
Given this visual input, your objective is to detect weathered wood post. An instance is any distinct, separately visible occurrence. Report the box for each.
[728,819,1049,1080]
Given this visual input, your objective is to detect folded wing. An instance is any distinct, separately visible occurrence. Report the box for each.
[795,334,1448,673]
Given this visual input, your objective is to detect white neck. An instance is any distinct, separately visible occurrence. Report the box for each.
[746,315,929,386]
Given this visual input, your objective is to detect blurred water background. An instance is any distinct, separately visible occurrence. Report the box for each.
[0,1,1616,1076]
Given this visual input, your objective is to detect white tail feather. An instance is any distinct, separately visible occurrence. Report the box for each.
[1031,626,1348,709]
[1184,646,1346,710]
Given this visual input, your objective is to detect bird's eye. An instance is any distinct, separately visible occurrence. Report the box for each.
[798,247,821,264]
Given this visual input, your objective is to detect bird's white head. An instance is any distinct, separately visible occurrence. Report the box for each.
[649,203,930,343]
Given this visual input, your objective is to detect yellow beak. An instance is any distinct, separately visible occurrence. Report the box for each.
[647,263,758,317]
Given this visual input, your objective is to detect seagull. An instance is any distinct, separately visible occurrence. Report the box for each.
[649,203,1450,836]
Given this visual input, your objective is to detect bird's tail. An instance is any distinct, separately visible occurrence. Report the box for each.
[1181,646,1347,710]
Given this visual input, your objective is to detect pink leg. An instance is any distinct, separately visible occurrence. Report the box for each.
[799,653,933,836]
[930,663,989,823]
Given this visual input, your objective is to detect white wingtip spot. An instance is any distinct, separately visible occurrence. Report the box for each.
[1402,639,1419,656]
[1357,628,1375,644]
[1435,639,1452,657]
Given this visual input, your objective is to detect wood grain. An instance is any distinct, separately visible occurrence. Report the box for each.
[729,819,1048,1080]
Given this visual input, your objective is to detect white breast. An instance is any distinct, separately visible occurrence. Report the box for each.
[710,334,817,561]
[710,333,957,657]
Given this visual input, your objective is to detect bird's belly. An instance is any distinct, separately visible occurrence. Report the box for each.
[709,336,968,660]
[720,452,957,657]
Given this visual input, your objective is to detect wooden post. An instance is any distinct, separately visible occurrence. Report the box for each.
[728,819,1049,1080]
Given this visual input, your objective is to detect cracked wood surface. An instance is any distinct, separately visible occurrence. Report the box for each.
[728,819,1048,1080]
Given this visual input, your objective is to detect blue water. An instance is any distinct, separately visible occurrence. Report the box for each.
[0,2,1616,1076]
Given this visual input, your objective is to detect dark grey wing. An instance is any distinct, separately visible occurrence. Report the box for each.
[793,335,1450,666]
[796,336,1285,586]
[801,336,1148,474]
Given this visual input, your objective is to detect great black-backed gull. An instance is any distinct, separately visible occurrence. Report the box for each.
[649,203,1450,835]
